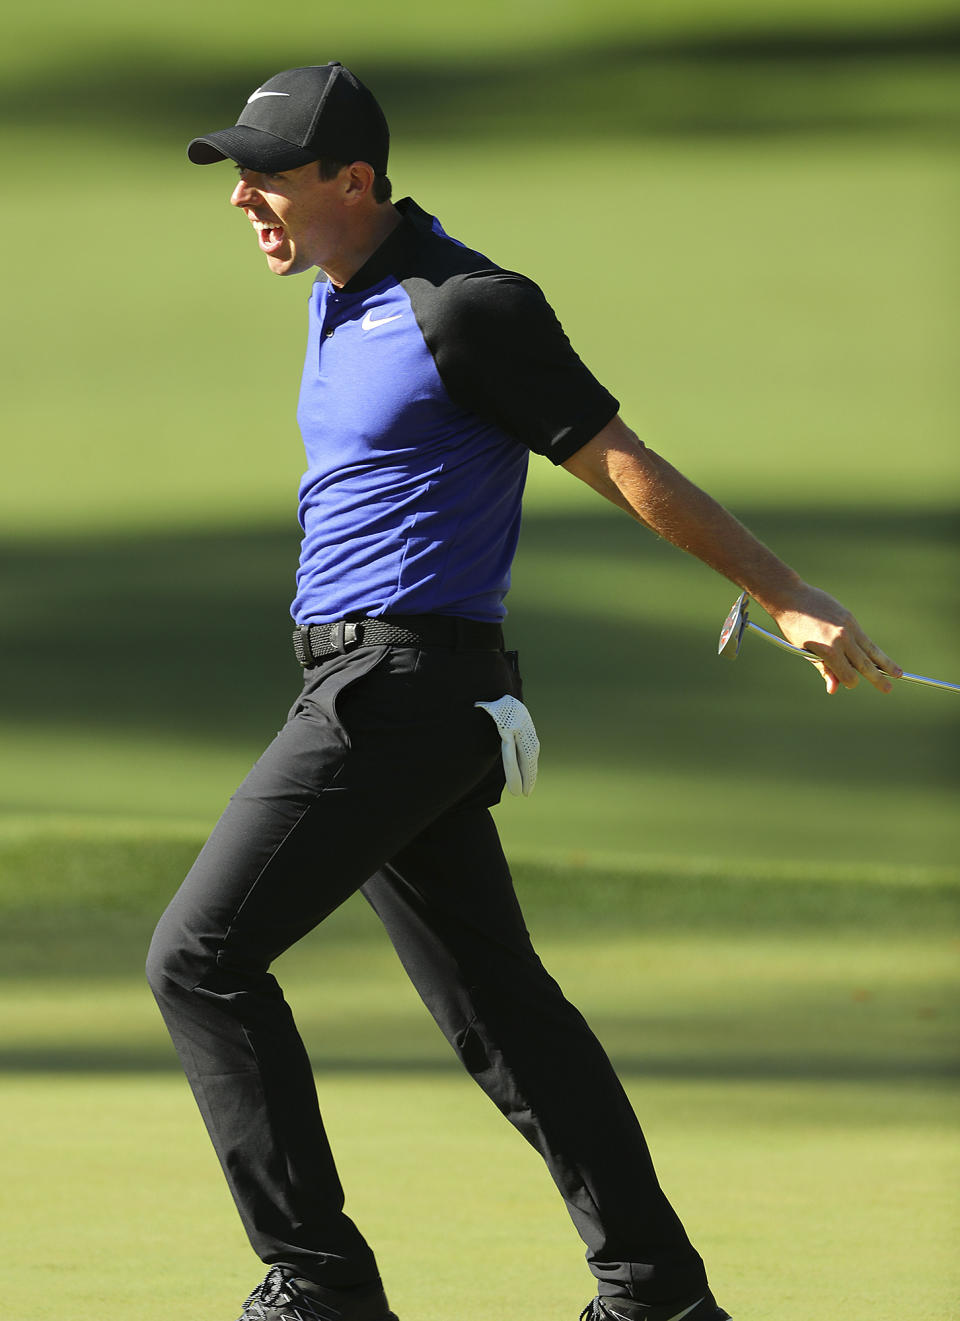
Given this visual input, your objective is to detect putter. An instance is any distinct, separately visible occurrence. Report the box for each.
[718,592,960,693]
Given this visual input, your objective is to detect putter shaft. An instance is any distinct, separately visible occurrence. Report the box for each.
[742,620,960,693]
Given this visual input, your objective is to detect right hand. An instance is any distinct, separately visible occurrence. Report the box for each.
[771,585,901,695]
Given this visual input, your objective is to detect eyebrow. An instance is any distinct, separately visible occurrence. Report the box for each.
[235,165,286,179]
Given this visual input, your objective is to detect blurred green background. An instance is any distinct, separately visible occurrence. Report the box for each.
[1,2,958,1318]
[2,0,958,866]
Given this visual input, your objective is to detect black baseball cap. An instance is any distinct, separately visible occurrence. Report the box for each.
[187,62,389,174]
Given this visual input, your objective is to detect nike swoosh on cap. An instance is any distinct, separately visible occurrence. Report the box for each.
[247,89,291,102]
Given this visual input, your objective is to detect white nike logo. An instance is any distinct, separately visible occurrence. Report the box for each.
[607,1302,704,1321]
[361,309,403,331]
[665,1301,706,1321]
[247,89,291,103]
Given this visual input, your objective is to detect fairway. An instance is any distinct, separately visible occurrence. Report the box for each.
[1,830,957,1319]
[1,1069,956,1320]
[2,0,958,1318]
[2,135,956,867]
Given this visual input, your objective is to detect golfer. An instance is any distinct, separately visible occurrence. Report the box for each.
[147,61,899,1321]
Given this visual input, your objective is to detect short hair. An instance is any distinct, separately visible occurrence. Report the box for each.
[317,158,392,204]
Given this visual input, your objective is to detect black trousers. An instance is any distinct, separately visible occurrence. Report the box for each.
[146,641,707,1303]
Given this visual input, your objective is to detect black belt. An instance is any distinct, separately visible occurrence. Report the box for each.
[292,614,504,666]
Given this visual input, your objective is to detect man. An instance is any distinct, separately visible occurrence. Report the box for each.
[147,62,899,1321]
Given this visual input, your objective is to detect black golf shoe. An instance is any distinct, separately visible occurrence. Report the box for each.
[237,1266,399,1321]
[579,1292,731,1321]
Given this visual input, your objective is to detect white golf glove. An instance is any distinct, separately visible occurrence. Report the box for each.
[475,694,540,797]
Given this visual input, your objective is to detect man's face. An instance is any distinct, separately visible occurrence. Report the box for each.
[230,162,347,276]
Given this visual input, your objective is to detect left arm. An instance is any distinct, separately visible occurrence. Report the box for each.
[563,416,900,695]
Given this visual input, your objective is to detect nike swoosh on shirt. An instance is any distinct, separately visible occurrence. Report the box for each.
[247,89,291,102]
[361,309,403,331]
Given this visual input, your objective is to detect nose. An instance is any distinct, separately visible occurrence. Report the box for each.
[230,173,260,208]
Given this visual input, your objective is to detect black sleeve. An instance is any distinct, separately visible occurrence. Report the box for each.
[407,268,620,464]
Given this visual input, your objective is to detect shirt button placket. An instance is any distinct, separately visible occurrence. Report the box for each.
[322,291,340,341]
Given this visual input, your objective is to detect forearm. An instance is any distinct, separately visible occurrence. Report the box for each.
[563,418,802,617]
[562,415,899,693]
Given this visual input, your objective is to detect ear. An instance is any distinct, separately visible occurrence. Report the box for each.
[341,161,376,205]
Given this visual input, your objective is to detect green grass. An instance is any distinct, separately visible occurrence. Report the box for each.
[1,1071,957,1319]
[1,7,958,1315]
[3,135,956,535]
[1,491,955,867]
[1,130,957,868]
[0,829,957,1319]
[6,0,960,77]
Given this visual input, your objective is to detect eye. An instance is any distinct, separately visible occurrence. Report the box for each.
[234,166,285,182]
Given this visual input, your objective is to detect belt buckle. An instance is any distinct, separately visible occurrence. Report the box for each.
[331,620,362,653]
[293,624,314,666]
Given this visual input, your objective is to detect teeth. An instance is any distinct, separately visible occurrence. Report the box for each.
[252,220,282,231]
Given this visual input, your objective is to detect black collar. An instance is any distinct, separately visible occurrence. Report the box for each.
[339,197,433,294]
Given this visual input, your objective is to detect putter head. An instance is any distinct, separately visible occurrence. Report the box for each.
[718,591,749,659]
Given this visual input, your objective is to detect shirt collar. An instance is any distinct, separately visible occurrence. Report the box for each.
[338,197,434,294]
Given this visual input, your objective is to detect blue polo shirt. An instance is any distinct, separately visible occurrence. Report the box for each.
[292,199,618,625]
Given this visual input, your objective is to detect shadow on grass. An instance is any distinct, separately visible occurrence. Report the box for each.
[0,504,956,785]
[2,848,955,1076]
[2,23,959,143]
[0,1045,955,1081]
[1,846,956,975]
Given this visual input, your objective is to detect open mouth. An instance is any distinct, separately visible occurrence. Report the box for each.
[252,219,286,255]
